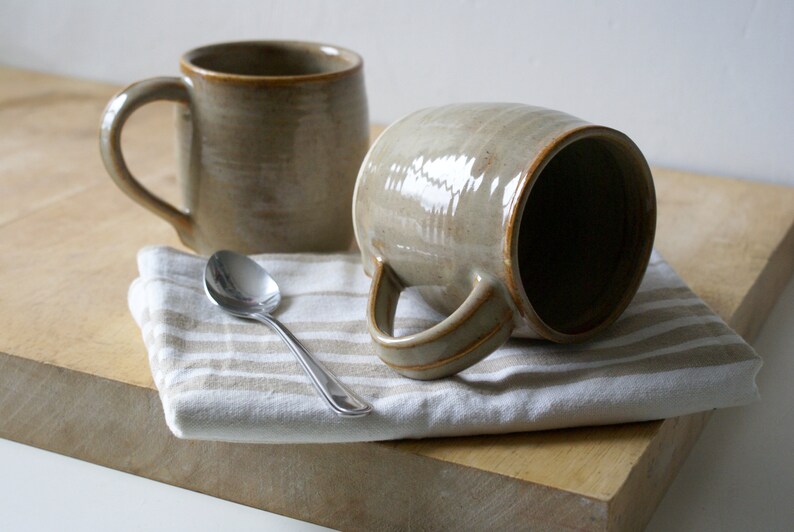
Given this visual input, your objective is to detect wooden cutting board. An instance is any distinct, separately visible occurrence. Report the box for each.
[1,66,793,531]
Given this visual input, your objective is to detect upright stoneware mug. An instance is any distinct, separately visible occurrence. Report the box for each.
[100,41,369,254]
[354,103,656,380]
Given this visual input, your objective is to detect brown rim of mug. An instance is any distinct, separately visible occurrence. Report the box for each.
[503,125,657,343]
[179,40,363,85]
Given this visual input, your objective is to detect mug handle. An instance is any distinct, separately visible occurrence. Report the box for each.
[367,258,516,380]
[99,77,193,240]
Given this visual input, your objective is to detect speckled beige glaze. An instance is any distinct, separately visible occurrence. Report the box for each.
[354,103,656,379]
[100,41,369,254]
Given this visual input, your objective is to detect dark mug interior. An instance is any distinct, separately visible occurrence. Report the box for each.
[516,131,655,337]
[181,41,362,79]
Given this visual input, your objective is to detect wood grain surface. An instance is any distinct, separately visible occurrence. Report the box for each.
[1,67,793,531]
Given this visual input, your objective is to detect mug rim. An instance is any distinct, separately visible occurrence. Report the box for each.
[504,125,657,343]
[179,40,363,85]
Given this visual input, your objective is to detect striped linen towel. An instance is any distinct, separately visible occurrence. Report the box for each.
[129,245,761,444]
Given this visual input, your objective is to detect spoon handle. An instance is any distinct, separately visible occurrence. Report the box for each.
[254,313,373,417]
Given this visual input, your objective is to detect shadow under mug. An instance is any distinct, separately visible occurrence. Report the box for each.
[354,103,656,380]
[100,40,369,255]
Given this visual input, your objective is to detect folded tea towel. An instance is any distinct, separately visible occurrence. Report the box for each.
[128,245,761,444]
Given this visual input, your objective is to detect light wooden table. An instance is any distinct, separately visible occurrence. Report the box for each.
[1,66,793,531]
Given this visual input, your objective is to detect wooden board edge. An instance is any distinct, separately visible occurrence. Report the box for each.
[606,412,710,531]
[0,351,612,530]
[730,218,794,340]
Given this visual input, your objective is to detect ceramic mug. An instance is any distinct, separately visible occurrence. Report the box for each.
[100,41,369,254]
[354,103,656,380]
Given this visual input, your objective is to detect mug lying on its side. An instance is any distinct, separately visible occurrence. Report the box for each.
[354,103,656,380]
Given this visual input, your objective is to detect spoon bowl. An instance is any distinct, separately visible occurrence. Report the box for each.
[204,250,372,417]
[205,250,281,315]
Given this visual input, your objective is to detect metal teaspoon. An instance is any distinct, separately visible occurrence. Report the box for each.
[204,250,372,417]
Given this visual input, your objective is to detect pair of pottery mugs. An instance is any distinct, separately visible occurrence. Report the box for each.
[100,41,656,380]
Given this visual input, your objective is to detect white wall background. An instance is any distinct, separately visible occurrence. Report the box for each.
[1,1,792,185]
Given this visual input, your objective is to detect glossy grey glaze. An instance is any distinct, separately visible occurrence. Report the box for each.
[354,103,656,378]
